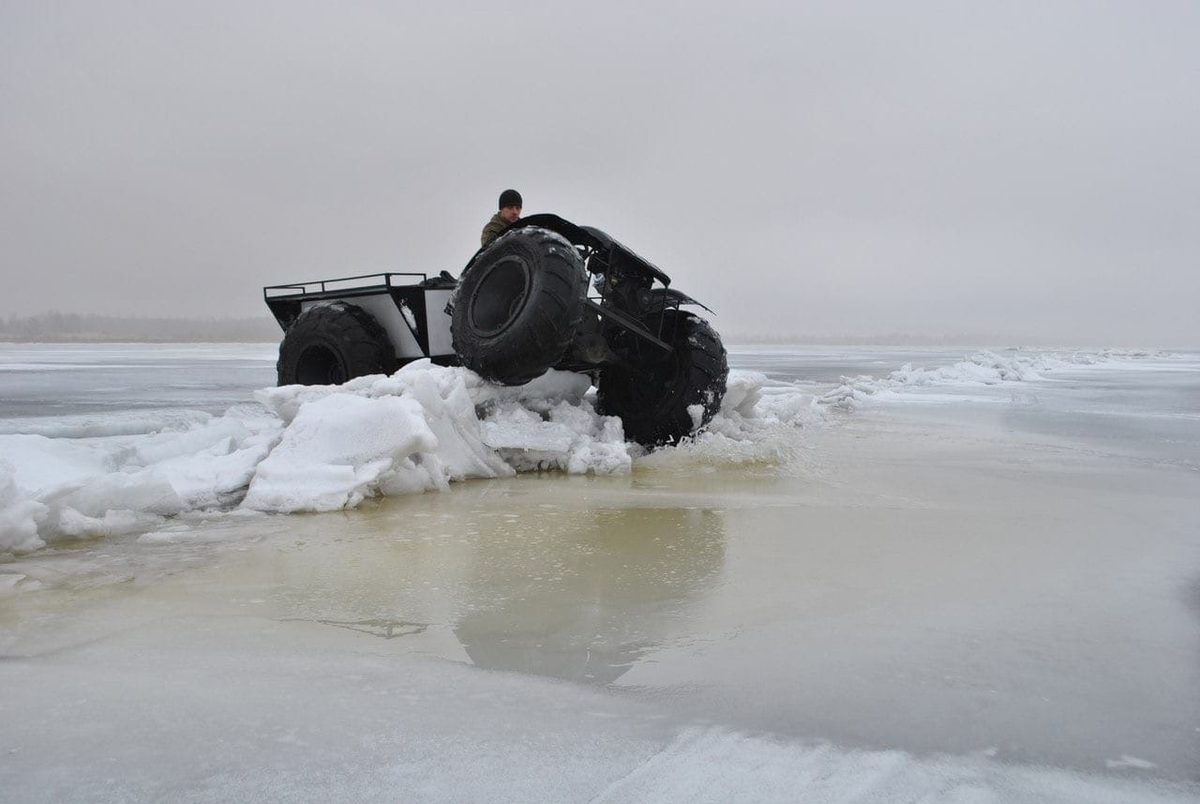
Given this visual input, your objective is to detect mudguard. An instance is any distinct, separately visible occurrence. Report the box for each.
[645,287,714,314]
[464,214,674,288]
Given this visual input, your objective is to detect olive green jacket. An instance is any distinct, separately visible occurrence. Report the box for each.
[481,212,513,247]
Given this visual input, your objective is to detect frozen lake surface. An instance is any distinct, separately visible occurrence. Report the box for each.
[1,342,1198,802]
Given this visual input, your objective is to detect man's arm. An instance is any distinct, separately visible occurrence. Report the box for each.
[481,216,507,247]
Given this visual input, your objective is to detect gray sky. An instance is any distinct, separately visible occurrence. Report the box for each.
[3,1,1198,345]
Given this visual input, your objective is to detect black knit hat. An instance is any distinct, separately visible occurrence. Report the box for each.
[498,189,522,209]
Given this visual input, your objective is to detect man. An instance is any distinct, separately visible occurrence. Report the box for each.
[481,189,522,247]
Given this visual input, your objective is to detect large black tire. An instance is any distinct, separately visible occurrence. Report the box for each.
[277,301,395,386]
[451,227,588,386]
[598,310,728,446]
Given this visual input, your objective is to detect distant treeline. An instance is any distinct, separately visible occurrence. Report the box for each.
[0,312,281,343]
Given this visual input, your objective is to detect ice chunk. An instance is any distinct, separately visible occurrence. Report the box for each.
[54,508,162,540]
[132,417,253,466]
[150,436,276,509]
[721,370,766,415]
[482,407,576,452]
[0,433,118,495]
[241,393,440,512]
[51,468,184,519]
[0,461,48,554]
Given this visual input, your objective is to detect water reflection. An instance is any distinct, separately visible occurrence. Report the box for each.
[452,505,727,684]
[260,477,728,686]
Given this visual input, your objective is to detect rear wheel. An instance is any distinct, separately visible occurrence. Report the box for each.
[451,227,588,385]
[277,302,395,385]
[598,310,728,446]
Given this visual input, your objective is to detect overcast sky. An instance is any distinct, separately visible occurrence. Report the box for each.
[3,1,1197,345]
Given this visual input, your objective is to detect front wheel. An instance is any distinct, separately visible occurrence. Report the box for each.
[597,310,728,446]
[450,227,588,386]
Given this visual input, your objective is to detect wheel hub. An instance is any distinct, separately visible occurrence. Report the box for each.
[296,345,345,385]
[469,257,531,336]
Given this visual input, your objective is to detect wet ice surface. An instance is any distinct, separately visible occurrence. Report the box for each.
[0,343,278,421]
[2,343,1199,802]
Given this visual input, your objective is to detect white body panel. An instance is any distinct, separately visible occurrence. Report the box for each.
[298,289,455,360]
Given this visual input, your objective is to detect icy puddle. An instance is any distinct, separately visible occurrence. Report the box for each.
[3,409,1199,801]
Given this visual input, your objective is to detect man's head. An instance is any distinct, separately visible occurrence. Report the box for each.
[498,189,522,223]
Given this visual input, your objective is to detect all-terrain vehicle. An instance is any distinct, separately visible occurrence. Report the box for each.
[263,214,727,446]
